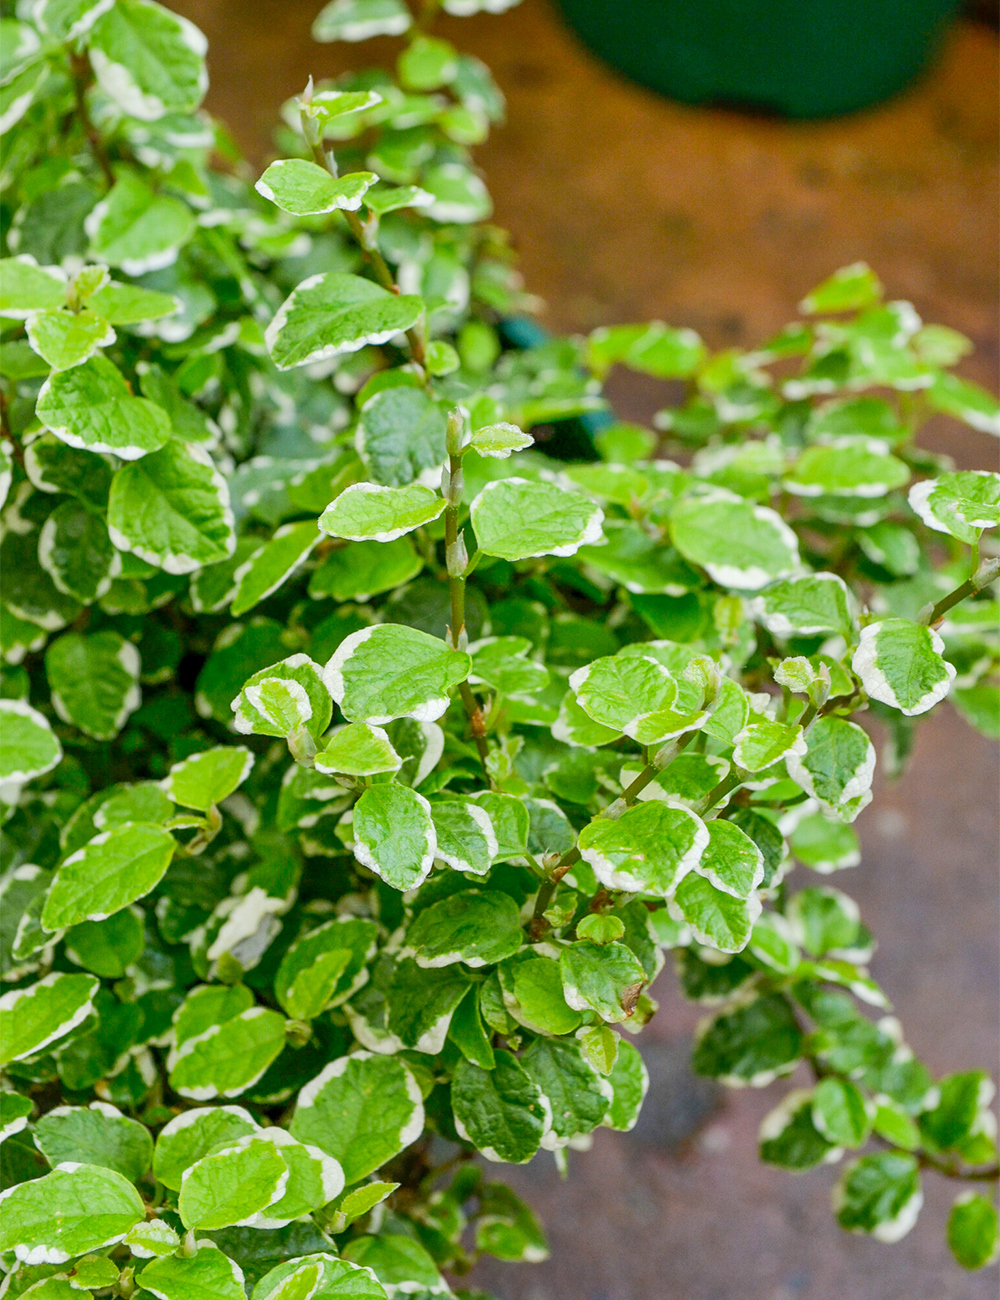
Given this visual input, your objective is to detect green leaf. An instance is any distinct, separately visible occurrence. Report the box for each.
[46,630,140,740]
[429,799,497,874]
[926,371,1000,437]
[355,386,448,488]
[343,1235,444,1297]
[948,1193,1000,1270]
[0,1163,143,1263]
[310,536,423,602]
[0,257,66,318]
[786,716,875,819]
[26,308,115,371]
[670,874,760,953]
[231,522,320,616]
[386,958,471,1053]
[569,652,675,736]
[468,422,533,459]
[671,492,800,590]
[313,0,412,42]
[952,682,1000,741]
[751,572,854,638]
[153,1105,259,1190]
[475,1181,549,1264]
[577,520,698,596]
[908,470,1000,544]
[24,432,113,511]
[521,1038,609,1149]
[87,281,179,325]
[124,1216,180,1257]
[315,722,401,777]
[107,440,236,573]
[470,791,528,861]
[834,1151,922,1242]
[168,1006,286,1100]
[275,917,377,1019]
[254,1253,389,1299]
[784,442,909,499]
[352,783,436,890]
[812,1077,873,1148]
[603,1039,648,1130]
[256,160,378,216]
[732,719,806,773]
[266,272,422,371]
[759,1089,837,1172]
[89,0,207,121]
[421,162,492,223]
[559,940,647,1024]
[852,618,955,716]
[578,800,708,896]
[800,262,882,314]
[790,813,861,873]
[504,956,581,1035]
[43,822,175,930]
[0,698,62,784]
[233,655,331,742]
[398,33,457,90]
[162,745,254,811]
[405,888,522,968]
[243,1128,344,1228]
[694,818,764,898]
[552,689,623,748]
[65,909,145,978]
[139,1242,246,1300]
[34,1101,152,1183]
[38,499,118,603]
[470,477,604,562]
[291,1053,424,1184]
[919,1071,994,1152]
[451,1052,548,1163]
[0,972,98,1067]
[86,174,196,274]
[178,1134,288,1230]
[587,320,704,380]
[692,993,803,1085]
[324,623,470,724]
[36,354,171,460]
[449,985,496,1069]
[319,482,445,542]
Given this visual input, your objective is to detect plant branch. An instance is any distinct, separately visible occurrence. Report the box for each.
[918,556,1000,626]
[70,51,114,189]
[303,121,427,368]
[918,1153,1000,1182]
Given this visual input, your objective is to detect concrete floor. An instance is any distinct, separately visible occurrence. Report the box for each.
[171,3,999,1295]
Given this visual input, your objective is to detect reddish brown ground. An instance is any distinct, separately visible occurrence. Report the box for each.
[172,3,998,1294]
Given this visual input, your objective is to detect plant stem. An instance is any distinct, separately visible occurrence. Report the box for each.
[70,51,114,189]
[695,769,743,818]
[303,127,427,368]
[918,1154,1000,1182]
[918,556,1000,626]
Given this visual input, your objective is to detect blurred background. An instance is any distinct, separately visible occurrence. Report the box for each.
[171,2,998,1296]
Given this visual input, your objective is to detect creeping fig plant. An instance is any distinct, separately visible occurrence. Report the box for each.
[0,0,998,1292]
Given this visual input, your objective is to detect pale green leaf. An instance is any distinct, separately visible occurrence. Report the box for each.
[34,1101,152,1183]
[313,0,412,42]
[852,618,955,716]
[46,630,141,740]
[0,698,62,784]
[86,174,196,273]
[162,746,254,811]
[468,421,532,459]
[669,873,760,953]
[256,160,378,216]
[559,940,647,1024]
[0,972,98,1067]
[671,492,800,590]
[0,257,66,318]
[153,1105,259,1190]
[429,798,497,874]
[291,1053,423,1183]
[107,440,236,574]
[26,308,115,371]
[233,655,331,741]
[470,477,603,562]
[138,1242,246,1300]
[168,1007,287,1100]
[324,623,470,724]
[315,722,401,776]
[908,470,1000,545]
[266,272,422,371]
[0,1163,143,1263]
[405,888,521,968]
[319,482,445,542]
[787,715,875,819]
[732,719,806,773]
[42,822,175,928]
[178,1134,287,1230]
[231,521,320,616]
[36,354,171,460]
[352,783,436,890]
[578,799,707,896]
